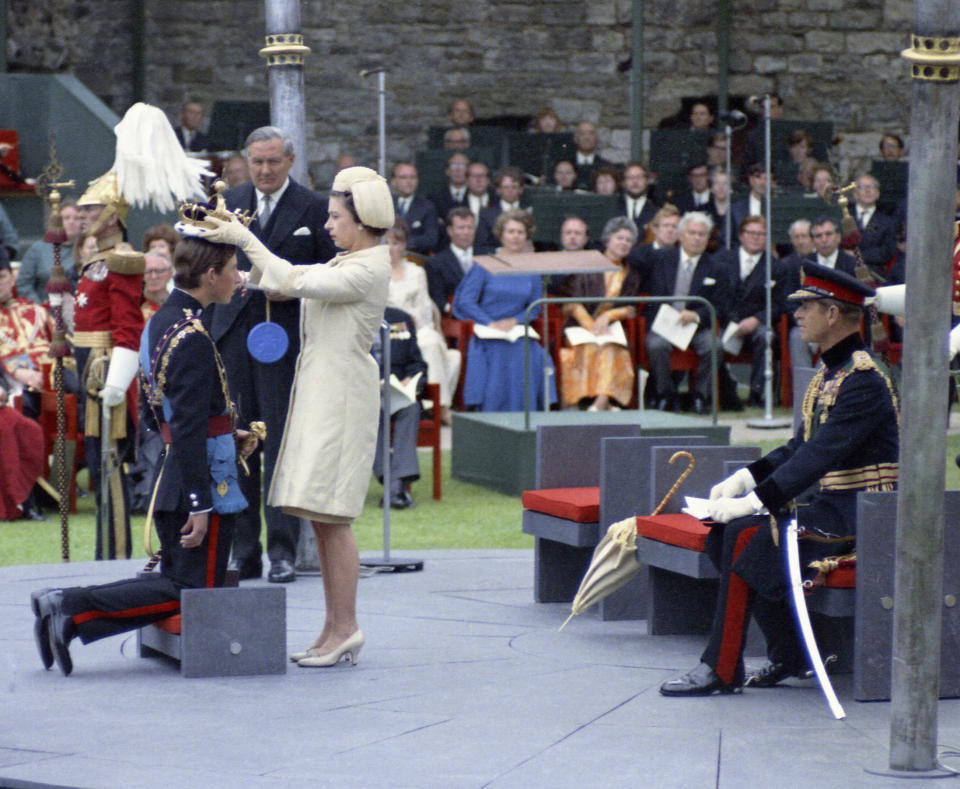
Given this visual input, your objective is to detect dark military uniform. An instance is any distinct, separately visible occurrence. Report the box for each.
[58,288,246,646]
[700,331,899,687]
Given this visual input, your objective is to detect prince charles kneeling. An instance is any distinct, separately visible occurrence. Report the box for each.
[660,263,899,696]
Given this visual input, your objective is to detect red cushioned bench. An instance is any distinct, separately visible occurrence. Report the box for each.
[635,512,856,635]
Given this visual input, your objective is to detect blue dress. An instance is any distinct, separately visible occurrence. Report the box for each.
[452,265,557,411]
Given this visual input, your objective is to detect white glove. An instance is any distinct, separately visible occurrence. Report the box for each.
[709,467,756,501]
[707,492,764,524]
[949,323,960,360]
[101,346,139,408]
[197,212,257,250]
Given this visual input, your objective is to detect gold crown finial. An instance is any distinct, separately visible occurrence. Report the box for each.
[178,180,254,230]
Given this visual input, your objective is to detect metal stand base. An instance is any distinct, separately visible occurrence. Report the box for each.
[745,416,793,429]
[863,765,957,780]
[360,557,424,572]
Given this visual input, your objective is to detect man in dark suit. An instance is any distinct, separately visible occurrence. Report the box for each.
[428,152,470,251]
[474,166,528,253]
[786,216,857,370]
[644,211,730,414]
[572,121,612,190]
[173,100,211,152]
[372,307,427,509]
[672,162,712,216]
[391,162,438,255]
[29,235,251,676]
[729,163,768,242]
[209,126,337,584]
[715,216,782,405]
[426,207,475,314]
[851,174,896,279]
[617,162,659,238]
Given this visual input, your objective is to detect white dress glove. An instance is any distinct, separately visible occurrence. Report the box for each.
[199,215,286,281]
[709,466,756,501]
[707,492,764,524]
[101,346,139,408]
[197,213,257,249]
[949,323,960,360]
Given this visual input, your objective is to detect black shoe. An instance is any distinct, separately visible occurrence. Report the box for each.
[267,558,296,583]
[401,490,416,509]
[659,663,741,696]
[692,395,708,416]
[388,492,409,509]
[228,557,263,581]
[46,594,75,676]
[655,396,674,412]
[30,588,57,670]
[745,660,816,688]
[747,391,764,408]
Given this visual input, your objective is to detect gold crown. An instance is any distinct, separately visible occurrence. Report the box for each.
[177,180,254,230]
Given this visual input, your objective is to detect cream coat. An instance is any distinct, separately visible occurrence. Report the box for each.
[254,244,390,521]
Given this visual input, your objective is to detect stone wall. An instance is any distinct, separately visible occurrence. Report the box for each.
[7,0,917,184]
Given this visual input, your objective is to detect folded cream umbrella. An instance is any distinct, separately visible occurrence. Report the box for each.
[558,451,695,631]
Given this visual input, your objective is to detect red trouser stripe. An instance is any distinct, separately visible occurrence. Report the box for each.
[72,599,181,625]
[205,513,220,588]
[715,525,760,685]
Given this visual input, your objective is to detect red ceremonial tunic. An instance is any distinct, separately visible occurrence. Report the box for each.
[0,297,53,384]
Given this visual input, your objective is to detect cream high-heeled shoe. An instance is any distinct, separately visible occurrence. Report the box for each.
[290,646,322,663]
[297,630,364,668]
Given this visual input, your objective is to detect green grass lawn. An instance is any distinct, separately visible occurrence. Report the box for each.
[0,451,530,567]
[5,433,960,567]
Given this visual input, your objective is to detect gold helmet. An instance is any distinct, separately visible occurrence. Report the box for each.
[77,171,130,236]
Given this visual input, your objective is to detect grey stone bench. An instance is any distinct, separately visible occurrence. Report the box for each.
[138,586,287,678]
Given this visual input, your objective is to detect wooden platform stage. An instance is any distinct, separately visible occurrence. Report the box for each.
[451,410,731,496]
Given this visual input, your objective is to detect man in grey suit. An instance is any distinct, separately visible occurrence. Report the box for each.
[209,126,337,583]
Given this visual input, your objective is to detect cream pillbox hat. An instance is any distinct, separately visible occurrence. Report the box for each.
[331,166,395,230]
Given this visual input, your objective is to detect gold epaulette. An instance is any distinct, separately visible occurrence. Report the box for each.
[103,244,146,275]
[851,350,877,372]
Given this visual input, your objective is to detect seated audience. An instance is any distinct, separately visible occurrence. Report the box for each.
[173,100,210,152]
[851,173,896,280]
[391,162,438,255]
[452,209,556,411]
[591,164,620,196]
[428,152,470,249]
[552,159,578,191]
[426,207,475,314]
[475,166,528,254]
[548,215,591,297]
[643,211,730,414]
[715,216,781,406]
[448,98,475,127]
[689,101,715,132]
[776,129,816,188]
[706,132,729,168]
[673,162,711,215]
[731,163,768,240]
[706,166,732,249]
[0,203,20,261]
[810,164,836,199]
[372,307,426,509]
[443,127,471,151]
[627,204,680,278]
[532,107,561,133]
[465,161,494,223]
[221,154,250,187]
[618,162,658,237]
[742,92,784,167]
[0,257,54,418]
[879,133,906,161]
[386,221,461,425]
[142,224,180,258]
[141,251,174,321]
[559,216,642,411]
[17,198,83,301]
[572,122,611,189]
[0,383,45,520]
